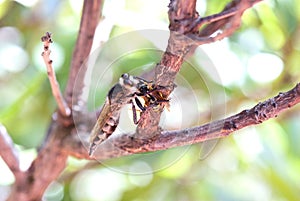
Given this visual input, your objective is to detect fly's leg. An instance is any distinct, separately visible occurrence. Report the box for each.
[135,97,146,111]
[130,97,147,124]
[130,99,139,124]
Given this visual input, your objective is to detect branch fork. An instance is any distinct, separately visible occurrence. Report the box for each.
[135,0,263,139]
[168,0,263,48]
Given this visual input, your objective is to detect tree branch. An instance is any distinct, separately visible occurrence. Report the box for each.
[187,7,237,33]
[7,0,289,200]
[187,0,263,45]
[46,0,266,162]
[0,124,20,175]
[136,0,262,138]
[135,0,197,137]
[198,0,262,37]
[7,1,103,200]
[64,0,103,107]
[41,32,71,117]
[65,83,300,160]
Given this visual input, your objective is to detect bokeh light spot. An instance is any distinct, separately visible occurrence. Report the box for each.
[200,40,245,86]
[71,169,127,201]
[0,26,23,46]
[247,53,283,83]
[0,44,29,73]
[128,161,153,186]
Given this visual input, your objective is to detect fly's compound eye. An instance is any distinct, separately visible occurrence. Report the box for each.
[120,73,134,87]
[121,73,129,79]
[138,84,149,94]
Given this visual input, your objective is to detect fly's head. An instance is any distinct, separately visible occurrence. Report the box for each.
[118,73,171,125]
[119,73,170,108]
[119,73,154,95]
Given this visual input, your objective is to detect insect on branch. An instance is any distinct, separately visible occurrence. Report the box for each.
[41,32,71,117]
[88,74,169,156]
[67,82,300,160]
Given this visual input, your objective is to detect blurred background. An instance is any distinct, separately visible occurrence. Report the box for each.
[0,0,300,200]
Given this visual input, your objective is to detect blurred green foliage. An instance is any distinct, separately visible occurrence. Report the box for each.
[0,0,300,201]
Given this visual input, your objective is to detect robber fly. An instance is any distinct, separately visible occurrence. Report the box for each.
[89,73,168,156]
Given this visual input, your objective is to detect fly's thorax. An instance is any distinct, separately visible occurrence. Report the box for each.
[119,73,154,95]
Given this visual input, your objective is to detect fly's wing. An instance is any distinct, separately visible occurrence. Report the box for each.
[89,84,125,156]
[89,99,115,156]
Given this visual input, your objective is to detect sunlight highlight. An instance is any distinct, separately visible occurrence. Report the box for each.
[14,0,38,7]
[247,53,283,83]
[71,169,128,201]
[200,40,245,86]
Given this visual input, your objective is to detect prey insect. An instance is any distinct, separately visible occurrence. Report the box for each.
[89,73,169,156]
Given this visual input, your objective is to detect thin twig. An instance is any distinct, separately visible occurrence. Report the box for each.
[187,0,262,45]
[198,0,263,37]
[41,32,71,117]
[65,83,300,159]
[0,124,20,175]
[187,7,238,33]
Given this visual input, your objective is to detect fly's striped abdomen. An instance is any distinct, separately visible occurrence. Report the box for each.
[89,112,120,156]
[102,116,119,134]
